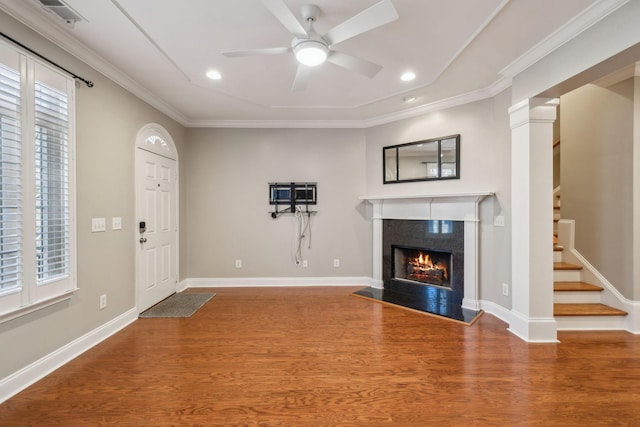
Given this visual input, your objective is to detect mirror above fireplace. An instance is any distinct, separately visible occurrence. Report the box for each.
[383,134,460,183]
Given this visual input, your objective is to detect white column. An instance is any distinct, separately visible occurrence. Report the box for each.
[462,220,479,311]
[509,98,558,342]
[371,201,384,289]
[632,70,640,331]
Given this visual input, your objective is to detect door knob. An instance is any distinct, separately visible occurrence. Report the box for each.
[139,237,147,243]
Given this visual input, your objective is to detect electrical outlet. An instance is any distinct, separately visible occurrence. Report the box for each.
[502,283,509,297]
[302,260,308,268]
[333,259,340,268]
[235,259,242,268]
[99,294,107,310]
[494,216,505,227]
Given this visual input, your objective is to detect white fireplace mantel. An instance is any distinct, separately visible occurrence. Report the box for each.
[360,192,494,222]
[361,192,494,311]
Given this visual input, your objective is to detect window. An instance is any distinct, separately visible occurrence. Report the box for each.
[0,40,76,321]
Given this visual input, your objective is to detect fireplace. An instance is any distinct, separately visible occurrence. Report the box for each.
[383,219,464,297]
[355,192,492,321]
[392,246,452,289]
[353,218,470,321]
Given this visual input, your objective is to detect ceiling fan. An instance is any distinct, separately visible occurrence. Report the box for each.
[222,0,399,91]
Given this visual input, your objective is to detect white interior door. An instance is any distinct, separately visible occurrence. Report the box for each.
[136,148,177,312]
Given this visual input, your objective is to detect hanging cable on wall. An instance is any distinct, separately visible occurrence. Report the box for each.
[294,206,312,265]
[268,182,317,265]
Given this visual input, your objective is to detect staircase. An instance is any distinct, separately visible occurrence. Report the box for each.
[552,195,628,330]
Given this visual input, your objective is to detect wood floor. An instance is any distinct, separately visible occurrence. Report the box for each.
[1,286,640,426]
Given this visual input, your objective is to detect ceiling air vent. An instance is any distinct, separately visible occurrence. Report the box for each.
[36,0,83,26]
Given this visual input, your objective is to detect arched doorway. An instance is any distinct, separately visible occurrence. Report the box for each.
[135,124,179,312]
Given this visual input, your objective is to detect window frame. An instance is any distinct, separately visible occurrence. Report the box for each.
[0,39,77,323]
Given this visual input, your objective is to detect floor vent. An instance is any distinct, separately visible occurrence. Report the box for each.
[36,0,83,25]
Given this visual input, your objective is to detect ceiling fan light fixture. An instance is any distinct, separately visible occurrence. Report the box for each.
[294,40,328,67]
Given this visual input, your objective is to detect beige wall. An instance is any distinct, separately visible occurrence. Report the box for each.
[0,11,186,379]
[560,78,634,299]
[184,128,371,278]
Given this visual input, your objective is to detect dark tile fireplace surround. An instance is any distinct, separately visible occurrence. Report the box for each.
[354,219,480,323]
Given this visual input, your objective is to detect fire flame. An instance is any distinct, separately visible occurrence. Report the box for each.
[413,252,449,280]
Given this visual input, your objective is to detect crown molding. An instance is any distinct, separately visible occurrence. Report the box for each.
[0,0,190,126]
[1,0,619,130]
[186,77,511,129]
[499,0,630,79]
[187,119,368,129]
[0,0,512,130]
[362,76,512,128]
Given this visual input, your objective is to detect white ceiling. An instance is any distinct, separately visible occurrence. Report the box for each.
[0,0,622,127]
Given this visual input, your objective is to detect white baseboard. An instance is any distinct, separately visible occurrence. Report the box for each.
[184,276,375,288]
[177,279,189,292]
[0,307,138,404]
[506,310,559,343]
[478,299,513,326]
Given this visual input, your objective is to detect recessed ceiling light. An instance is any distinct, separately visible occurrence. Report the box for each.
[403,95,417,103]
[401,71,416,82]
[206,70,222,80]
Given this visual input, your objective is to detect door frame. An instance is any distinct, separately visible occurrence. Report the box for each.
[134,123,179,313]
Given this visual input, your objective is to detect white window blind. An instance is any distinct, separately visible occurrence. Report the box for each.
[0,40,76,320]
[35,81,70,284]
[0,63,22,294]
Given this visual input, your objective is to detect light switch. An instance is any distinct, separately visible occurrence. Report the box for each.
[112,217,122,230]
[91,217,106,232]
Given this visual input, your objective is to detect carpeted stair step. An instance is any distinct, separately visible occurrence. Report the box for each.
[554,303,627,316]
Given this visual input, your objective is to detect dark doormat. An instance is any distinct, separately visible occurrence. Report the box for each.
[139,293,215,318]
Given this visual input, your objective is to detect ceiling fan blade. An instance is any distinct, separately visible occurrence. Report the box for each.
[261,0,308,36]
[323,0,399,46]
[327,51,382,78]
[222,47,291,57]
[292,64,311,91]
